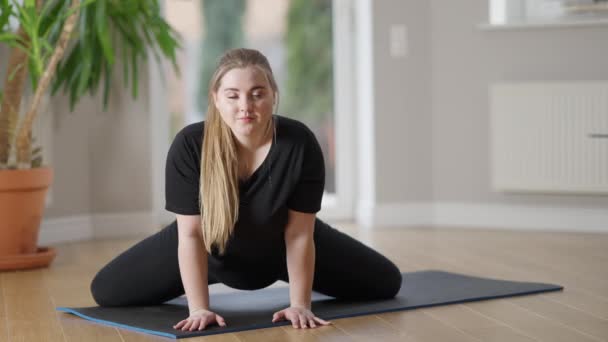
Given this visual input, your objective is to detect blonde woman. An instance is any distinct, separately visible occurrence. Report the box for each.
[90,48,402,331]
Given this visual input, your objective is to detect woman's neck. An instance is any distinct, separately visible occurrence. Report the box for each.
[234,118,274,153]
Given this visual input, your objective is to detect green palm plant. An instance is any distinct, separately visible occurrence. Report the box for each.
[0,0,180,170]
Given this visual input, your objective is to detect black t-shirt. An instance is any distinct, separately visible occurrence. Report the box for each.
[165,114,325,265]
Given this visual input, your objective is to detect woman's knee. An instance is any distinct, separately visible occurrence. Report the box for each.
[314,220,402,299]
[90,268,120,307]
[90,222,180,307]
[377,262,402,299]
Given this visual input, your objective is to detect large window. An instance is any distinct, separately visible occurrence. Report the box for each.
[490,0,608,25]
[160,0,353,215]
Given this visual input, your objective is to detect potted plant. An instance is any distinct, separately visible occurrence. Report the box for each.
[0,0,180,271]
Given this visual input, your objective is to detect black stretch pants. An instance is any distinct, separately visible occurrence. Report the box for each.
[90,219,402,307]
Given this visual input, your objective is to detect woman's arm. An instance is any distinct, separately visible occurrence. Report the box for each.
[174,214,226,331]
[272,210,330,328]
[176,214,209,313]
[284,209,316,309]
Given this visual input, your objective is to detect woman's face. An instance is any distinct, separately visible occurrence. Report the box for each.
[213,66,275,138]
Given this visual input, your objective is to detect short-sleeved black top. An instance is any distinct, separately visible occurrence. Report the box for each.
[165,114,325,267]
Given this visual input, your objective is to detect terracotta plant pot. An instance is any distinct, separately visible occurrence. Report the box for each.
[0,167,56,271]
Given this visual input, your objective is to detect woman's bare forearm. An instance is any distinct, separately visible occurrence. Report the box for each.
[178,236,209,314]
[285,234,315,309]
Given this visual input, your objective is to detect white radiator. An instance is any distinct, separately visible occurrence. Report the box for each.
[490,81,608,194]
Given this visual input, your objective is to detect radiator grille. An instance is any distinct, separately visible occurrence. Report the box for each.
[490,82,608,194]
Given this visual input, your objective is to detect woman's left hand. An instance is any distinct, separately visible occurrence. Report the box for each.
[272,306,332,329]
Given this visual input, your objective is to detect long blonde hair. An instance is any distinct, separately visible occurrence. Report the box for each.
[200,48,278,255]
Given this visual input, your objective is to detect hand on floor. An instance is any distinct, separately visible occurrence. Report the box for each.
[173,308,227,331]
[272,306,332,329]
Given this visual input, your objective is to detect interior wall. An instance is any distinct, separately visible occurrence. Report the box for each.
[44,95,93,217]
[87,69,152,214]
[371,0,433,204]
[430,0,608,208]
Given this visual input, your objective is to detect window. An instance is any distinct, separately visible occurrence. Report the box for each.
[489,0,608,25]
[153,0,356,222]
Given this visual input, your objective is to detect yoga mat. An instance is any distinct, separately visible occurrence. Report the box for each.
[57,270,563,339]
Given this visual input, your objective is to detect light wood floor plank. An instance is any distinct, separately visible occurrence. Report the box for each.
[541,290,608,320]
[118,329,173,342]
[120,328,240,342]
[280,325,338,342]
[4,291,59,322]
[49,287,122,342]
[464,299,601,342]
[0,316,6,341]
[6,320,65,342]
[1,274,9,342]
[378,309,480,342]
[1,270,48,295]
[56,313,122,342]
[507,295,608,341]
[330,315,416,342]
[308,324,357,341]
[3,271,66,342]
[233,326,304,342]
[423,304,540,342]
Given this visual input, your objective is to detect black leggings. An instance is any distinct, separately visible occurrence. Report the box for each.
[90,219,402,307]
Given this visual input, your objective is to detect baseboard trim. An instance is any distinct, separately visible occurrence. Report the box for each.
[39,215,93,246]
[369,202,434,228]
[433,202,608,232]
[358,201,608,232]
[40,211,160,245]
[356,200,375,227]
[92,211,159,239]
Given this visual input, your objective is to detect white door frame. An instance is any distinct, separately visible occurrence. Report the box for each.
[318,0,356,221]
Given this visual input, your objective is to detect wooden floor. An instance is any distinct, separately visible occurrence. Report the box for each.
[1,223,608,341]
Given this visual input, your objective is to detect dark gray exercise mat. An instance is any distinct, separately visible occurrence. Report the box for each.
[56,270,563,339]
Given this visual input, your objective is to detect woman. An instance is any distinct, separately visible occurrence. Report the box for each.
[90,48,402,332]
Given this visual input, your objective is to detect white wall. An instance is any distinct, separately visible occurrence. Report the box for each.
[358,0,608,230]
[355,0,434,226]
[44,60,154,210]
[43,59,158,242]
[430,1,608,206]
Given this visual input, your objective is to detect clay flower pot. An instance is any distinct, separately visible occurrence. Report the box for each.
[0,167,56,271]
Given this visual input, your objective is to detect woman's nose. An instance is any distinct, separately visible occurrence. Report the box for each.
[239,96,253,112]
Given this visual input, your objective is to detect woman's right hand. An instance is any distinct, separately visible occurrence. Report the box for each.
[173,308,227,331]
